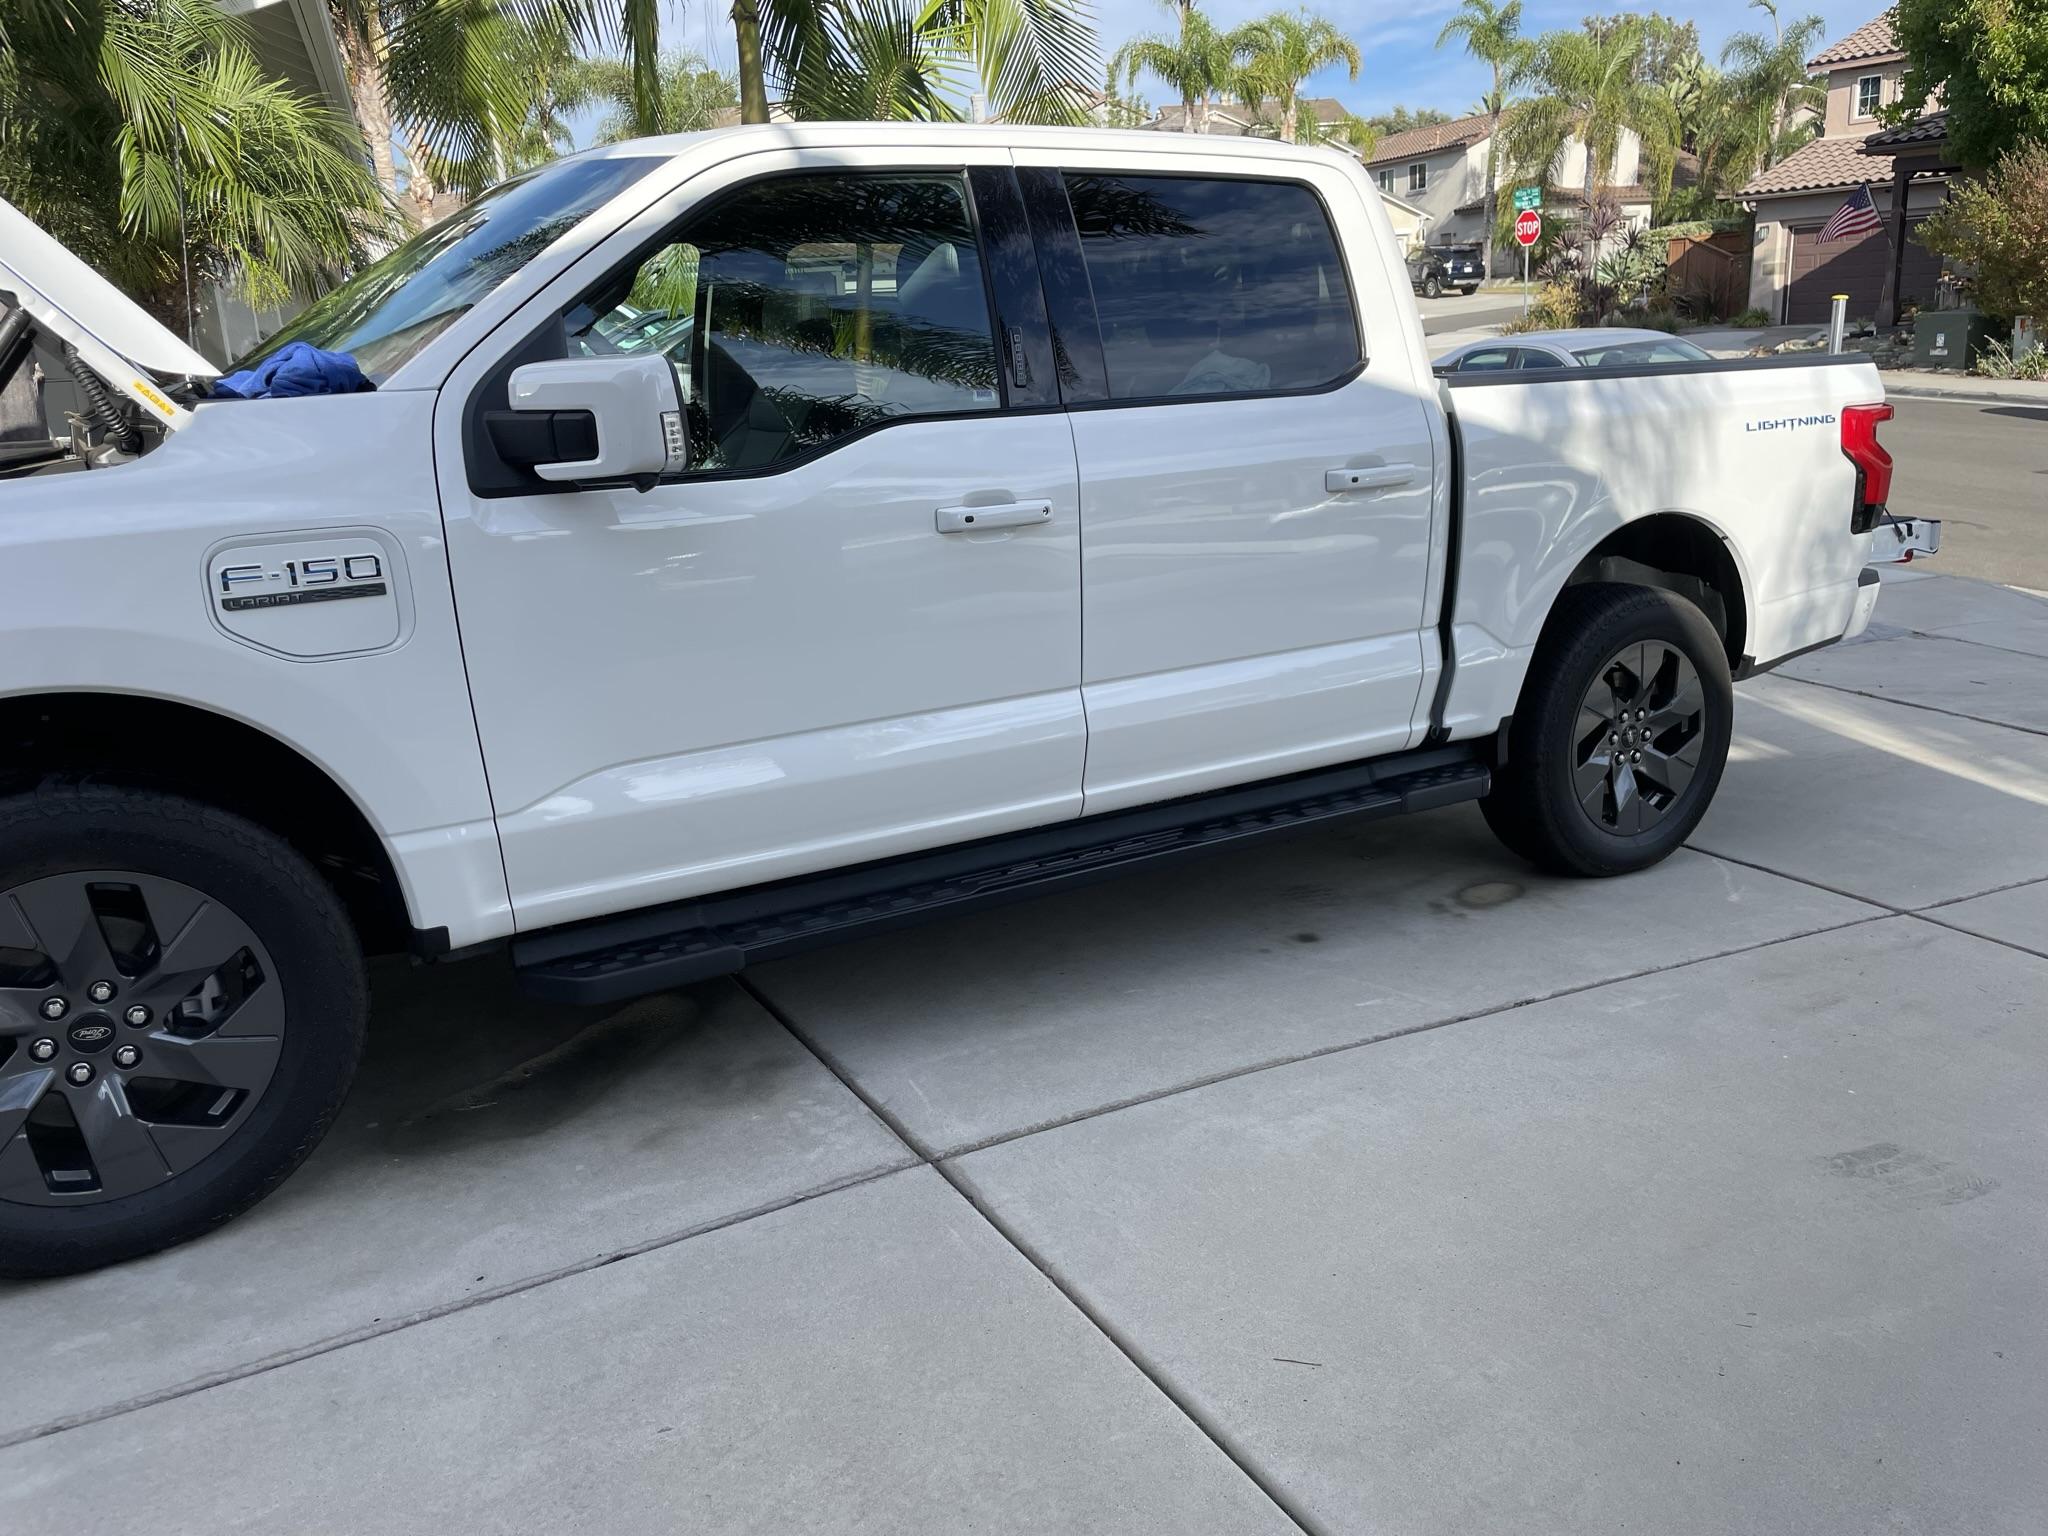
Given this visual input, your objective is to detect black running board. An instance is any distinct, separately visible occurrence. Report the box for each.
[514,746,1492,1004]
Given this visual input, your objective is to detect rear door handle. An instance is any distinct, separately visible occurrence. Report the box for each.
[1326,464,1420,493]
[936,500,1053,533]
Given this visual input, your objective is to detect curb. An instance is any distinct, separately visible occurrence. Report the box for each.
[1881,379,2048,407]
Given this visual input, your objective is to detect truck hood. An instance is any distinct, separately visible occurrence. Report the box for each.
[0,196,218,430]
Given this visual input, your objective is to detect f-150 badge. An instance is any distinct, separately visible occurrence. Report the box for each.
[206,532,406,659]
[216,551,385,611]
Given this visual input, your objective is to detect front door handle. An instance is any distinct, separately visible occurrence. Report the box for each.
[1326,464,1420,493]
[936,500,1053,533]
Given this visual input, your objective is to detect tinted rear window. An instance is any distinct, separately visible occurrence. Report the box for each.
[1061,173,1360,401]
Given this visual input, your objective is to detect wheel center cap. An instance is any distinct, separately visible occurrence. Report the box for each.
[67,1016,116,1055]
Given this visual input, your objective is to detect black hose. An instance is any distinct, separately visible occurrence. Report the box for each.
[62,343,142,454]
[0,305,31,392]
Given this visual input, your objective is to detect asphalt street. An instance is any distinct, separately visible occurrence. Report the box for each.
[1416,289,1529,335]
[1885,397,2048,592]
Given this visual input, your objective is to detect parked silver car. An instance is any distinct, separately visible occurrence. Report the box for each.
[1434,328,1713,374]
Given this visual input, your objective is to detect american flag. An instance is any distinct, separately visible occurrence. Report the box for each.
[1819,184,1884,242]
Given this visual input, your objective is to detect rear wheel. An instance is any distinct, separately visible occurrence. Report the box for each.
[1481,584,1733,877]
[0,788,365,1277]
[1423,275,1443,299]
[1459,285,1478,296]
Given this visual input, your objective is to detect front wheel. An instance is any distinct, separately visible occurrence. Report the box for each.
[1480,584,1733,877]
[0,787,366,1277]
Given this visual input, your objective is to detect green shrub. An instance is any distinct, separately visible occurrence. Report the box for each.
[1976,339,2048,380]
[1501,280,1585,333]
[1731,307,1774,328]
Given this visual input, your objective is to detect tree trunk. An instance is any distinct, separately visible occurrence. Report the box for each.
[1281,99,1297,144]
[341,21,399,202]
[1482,64,1500,279]
[732,0,770,125]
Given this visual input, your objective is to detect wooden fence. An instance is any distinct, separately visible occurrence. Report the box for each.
[1665,231,1752,321]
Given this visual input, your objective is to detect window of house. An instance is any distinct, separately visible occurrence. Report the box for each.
[1408,162,1429,194]
[563,173,1000,474]
[1855,75,1883,119]
[1376,168,1396,192]
[1060,173,1361,401]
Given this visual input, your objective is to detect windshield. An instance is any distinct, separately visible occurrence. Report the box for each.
[1572,337,1711,367]
[232,154,666,383]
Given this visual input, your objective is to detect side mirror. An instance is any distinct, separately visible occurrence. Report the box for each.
[489,355,685,486]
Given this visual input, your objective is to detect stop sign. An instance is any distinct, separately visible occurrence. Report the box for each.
[1514,209,1542,247]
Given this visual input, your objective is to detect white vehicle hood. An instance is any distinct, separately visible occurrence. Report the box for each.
[0,195,218,430]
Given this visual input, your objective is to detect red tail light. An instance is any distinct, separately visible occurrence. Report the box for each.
[1841,403,1895,528]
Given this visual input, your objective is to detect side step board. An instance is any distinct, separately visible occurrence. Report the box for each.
[514,748,1492,1005]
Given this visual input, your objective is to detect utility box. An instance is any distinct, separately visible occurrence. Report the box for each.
[1912,309,1995,371]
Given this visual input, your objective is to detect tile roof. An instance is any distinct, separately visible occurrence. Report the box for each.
[1809,14,1902,69]
[1863,110,1949,150]
[1363,111,1493,166]
[1739,135,1885,197]
[1144,97,1350,134]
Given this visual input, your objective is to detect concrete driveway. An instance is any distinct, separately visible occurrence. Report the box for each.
[4,570,2044,1535]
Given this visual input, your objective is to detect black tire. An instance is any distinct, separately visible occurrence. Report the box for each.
[1480,583,1733,877]
[1423,275,1443,299]
[1459,285,1479,296]
[0,787,365,1278]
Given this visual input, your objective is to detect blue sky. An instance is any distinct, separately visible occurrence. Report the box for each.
[567,0,1888,147]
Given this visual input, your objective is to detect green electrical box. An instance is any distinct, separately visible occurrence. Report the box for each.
[1912,310,1995,371]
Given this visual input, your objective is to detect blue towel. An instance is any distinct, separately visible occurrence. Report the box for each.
[212,342,374,399]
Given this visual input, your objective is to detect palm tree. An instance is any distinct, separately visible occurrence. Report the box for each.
[1719,13,1825,174]
[734,0,1101,126]
[0,0,391,324]
[1500,17,1679,210]
[1110,1,1236,133]
[564,51,738,145]
[1436,0,1526,278]
[1228,8,1358,144]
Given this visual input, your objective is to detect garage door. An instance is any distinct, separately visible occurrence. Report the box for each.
[1786,217,1942,324]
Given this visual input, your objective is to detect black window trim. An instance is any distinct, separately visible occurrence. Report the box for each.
[463,163,1022,497]
[1036,164,1370,415]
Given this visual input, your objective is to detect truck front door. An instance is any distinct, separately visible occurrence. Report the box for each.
[436,154,1084,932]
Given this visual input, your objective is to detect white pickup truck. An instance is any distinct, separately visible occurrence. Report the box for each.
[0,125,1932,1274]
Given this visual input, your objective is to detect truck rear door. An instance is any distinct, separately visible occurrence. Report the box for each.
[1010,150,1439,814]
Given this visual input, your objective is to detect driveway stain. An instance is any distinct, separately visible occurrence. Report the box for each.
[1454,879,1524,910]
[383,997,705,1150]
[1819,1143,1998,1210]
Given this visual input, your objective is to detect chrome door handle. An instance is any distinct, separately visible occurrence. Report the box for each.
[1326,464,1420,493]
[935,500,1053,533]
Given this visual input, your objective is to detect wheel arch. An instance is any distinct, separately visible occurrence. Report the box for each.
[1554,510,1751,672]
[0,691,418,954]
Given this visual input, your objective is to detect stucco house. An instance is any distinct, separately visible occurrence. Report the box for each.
[1738,13,1952,325]
[1361,112,1655,264]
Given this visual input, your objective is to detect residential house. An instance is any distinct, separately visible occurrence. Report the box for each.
[1361,112,1655,267]
[1738,13,1951,325]
[1140,96,1358,145]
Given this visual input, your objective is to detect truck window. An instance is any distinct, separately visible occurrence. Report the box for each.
[1060,173,1360,401]
[238,154,666,383]
[564,173,1001,473]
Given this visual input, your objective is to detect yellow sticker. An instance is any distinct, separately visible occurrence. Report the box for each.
[128,377,184,422]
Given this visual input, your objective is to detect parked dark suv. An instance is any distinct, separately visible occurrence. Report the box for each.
[1408,244,1485,298]
[1437,244,1485,294]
